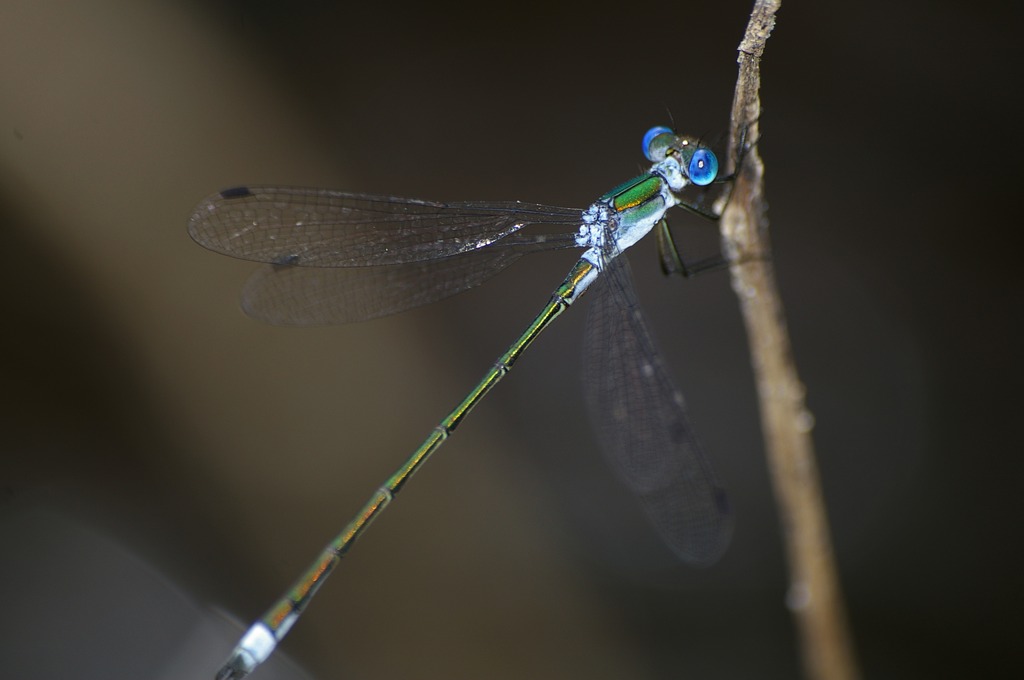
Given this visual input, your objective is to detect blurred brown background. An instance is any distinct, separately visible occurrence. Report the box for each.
[1,1,1020,678]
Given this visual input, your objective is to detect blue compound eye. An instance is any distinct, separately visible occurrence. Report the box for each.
[688,148,718,186]
[642,125,674,161]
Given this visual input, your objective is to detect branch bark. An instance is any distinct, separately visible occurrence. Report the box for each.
[720,3,860,679]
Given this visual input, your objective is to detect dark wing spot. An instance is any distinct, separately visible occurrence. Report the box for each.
[219,186,254,199]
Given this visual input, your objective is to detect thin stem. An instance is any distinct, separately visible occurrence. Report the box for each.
[720,3,860,679]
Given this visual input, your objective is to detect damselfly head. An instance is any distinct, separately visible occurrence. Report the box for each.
[642,127,719,187]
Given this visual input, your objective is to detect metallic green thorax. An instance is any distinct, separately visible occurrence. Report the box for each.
[601,174,664,212]
[599,173,670,240]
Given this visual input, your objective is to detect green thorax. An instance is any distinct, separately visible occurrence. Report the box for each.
[600,173,665,213]
[599,173,668,229]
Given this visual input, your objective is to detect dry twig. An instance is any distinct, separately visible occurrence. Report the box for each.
[720,3,860,678]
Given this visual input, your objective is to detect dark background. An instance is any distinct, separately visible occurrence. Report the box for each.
[1,1,1020,678]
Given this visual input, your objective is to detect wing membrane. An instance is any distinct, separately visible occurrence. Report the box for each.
[242,234,576,325]
[582,255,732,565]
[189,186,582,268]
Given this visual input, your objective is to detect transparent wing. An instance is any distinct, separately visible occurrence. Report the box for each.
[582,255,732,565]
[242,234,577,325]
[188,186,583,268]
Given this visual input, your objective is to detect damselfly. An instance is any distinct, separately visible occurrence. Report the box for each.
[190,126,734,679]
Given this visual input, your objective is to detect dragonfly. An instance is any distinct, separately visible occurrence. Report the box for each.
[189,126,734,679]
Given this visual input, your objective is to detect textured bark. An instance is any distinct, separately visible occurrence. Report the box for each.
[721,3,861,679]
